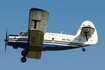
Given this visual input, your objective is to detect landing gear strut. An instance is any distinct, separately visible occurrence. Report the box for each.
[82,47,86,52]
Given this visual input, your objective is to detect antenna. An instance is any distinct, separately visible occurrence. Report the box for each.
[61,31,63,34]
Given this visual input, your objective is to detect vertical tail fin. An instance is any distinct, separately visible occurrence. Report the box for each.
[76,20,98,44]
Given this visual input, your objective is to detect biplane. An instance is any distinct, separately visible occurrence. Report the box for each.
[4,8,98,63]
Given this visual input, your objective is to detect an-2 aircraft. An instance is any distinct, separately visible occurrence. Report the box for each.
[4,8,98,63]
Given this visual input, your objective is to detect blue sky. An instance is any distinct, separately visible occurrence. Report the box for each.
[0,0,105,70]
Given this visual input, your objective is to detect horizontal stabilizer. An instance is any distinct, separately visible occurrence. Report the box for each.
[81,27,95,41]
[81,27,95,36]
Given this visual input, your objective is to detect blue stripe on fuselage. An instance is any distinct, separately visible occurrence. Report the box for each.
[8,42,74,48]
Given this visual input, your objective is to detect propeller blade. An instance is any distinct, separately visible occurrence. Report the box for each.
[5,42,7,52]
[6,29,7,39]
[5,29,8,52]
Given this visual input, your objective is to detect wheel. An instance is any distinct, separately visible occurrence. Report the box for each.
[21,50,27,56]
[21,57,27,63]
[82,48,86,52]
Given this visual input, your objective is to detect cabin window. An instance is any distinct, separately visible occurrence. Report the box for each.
[62,38,65,40]
[18,32,28,36]
[52,38,54,40]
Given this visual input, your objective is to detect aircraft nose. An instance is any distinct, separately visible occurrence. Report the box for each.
[4,39,6,42]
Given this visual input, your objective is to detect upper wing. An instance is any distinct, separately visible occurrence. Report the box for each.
[28,8,49,34]
[27,8,49,59]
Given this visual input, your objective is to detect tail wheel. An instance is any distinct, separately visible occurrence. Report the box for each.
[82,48,86,52]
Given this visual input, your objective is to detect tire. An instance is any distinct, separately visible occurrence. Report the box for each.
[21,57,27,63]
[21,50,27,56]
[82,48,86,52]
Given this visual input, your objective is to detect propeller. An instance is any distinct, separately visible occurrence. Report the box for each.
[4,29,8,52]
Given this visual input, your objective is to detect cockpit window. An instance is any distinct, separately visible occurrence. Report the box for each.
[22,32,28,36]
[19,32,23,36]
[18,32,28,36]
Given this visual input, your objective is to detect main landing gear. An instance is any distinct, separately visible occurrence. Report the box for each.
[21,57,27,63]
[82,47,86,52]
[21,50,28,63]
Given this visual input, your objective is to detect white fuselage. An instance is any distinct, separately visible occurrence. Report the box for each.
[8,32,94,49]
